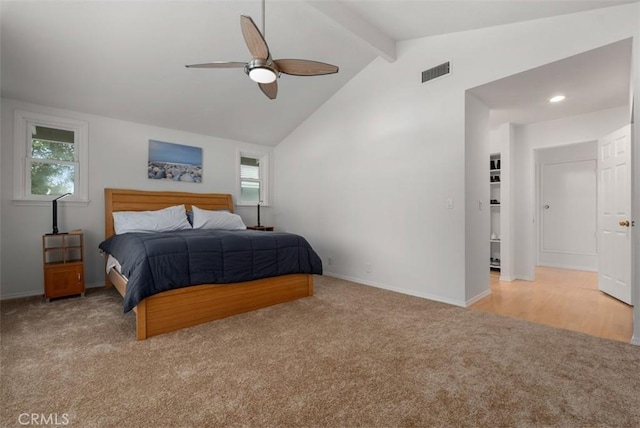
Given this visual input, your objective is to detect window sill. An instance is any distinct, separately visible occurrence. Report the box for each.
[12,199,91,207]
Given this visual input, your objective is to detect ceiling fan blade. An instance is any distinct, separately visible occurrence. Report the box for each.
[259,81,278,100]
[273,59,339,76]
[241,15,269,60]
[185,61,246,69]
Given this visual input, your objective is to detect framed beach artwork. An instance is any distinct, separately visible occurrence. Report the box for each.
[148,140,202,183]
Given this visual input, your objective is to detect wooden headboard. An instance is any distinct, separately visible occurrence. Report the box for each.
[104,188,235,239]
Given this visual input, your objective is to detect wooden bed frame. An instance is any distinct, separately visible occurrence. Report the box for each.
[104,188,314,340]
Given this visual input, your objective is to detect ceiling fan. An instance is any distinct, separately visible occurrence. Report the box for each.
[185,0,339,100]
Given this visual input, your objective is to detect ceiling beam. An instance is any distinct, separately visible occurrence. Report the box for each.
[305,1,396,62]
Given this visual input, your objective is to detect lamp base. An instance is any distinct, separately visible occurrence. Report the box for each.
[247,226,274,231]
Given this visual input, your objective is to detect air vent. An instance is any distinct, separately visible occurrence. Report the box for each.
[422,62,450,83]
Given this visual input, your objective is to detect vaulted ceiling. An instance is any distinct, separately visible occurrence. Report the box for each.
[1,1,636,146]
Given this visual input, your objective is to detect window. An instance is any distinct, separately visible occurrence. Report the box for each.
[238,151,269,205]
[13,111,88,203]
[29,125,76,196]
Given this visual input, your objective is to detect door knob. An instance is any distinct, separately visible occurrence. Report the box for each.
[619,220,630,227]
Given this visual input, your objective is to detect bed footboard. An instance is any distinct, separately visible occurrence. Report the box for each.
[107,269,313,340]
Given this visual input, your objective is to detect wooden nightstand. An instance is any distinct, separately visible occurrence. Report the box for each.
[246,226,274,231]
[42,231,85,302]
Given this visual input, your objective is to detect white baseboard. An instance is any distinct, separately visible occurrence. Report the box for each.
[86,281,105,289]
[537,262,597,272]
[465,289,491,307]
[323,272,467,307]
[0,289,42,300]
[0,281,104,301]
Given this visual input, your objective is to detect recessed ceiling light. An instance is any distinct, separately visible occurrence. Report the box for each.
[549,95,566,103]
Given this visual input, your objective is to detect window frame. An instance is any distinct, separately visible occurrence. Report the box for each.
[13,110,89,204]
[237,150,269,206]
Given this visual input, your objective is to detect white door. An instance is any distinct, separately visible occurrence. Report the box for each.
[598,125,633,305]
[541,160,597,255]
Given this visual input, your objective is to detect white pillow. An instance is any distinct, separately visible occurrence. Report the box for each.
[192,205,246,230]
[113,205,192,234]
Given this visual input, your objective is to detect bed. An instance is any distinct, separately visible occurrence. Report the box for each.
[101,188,320,340]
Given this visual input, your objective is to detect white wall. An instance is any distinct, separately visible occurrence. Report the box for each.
[513,106,629,280]
[464,92,490,303]
[274,4,640,307]
[632,8,640,346]
[0,98,272,299]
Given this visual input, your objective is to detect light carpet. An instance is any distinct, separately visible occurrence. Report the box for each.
[1,276,639,427]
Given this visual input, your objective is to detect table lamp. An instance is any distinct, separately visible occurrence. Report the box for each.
[50,193,72,235]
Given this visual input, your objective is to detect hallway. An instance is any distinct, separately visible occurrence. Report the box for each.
[471,266,633,343]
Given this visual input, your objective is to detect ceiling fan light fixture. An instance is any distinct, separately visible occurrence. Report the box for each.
[249,67,277,84]
[186,9,338,99]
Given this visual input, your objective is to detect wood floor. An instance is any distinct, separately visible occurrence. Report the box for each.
[471,266,633,343]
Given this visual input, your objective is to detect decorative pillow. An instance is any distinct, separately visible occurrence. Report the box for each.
[113,205,192,234]
[192,205,246,230]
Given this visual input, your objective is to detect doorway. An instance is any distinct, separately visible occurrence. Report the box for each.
[466,38,636,342]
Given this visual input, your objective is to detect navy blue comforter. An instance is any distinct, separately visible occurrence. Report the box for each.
[99,229,323,312]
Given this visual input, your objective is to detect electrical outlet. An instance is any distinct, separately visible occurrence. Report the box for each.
[327,257,333,266]
[364,262,372,273]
